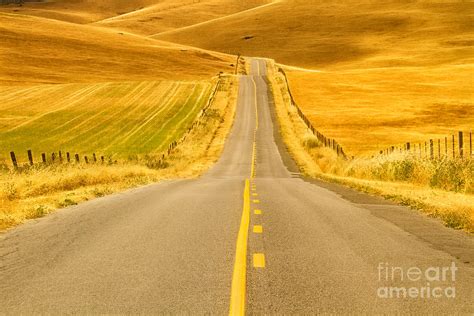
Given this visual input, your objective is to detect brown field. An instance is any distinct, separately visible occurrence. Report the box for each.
[156,0,474,156]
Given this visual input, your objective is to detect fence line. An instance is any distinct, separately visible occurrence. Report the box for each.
[8,149,110,170]
[149,76,225,167]
[378,130,473,160]
[277,67,348,159]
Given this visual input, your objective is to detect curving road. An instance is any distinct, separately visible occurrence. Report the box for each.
[1,59,473,314]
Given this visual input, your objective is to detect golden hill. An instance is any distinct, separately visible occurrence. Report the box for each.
[155,0,474,155]
[0,12,234,85]
[94,0,272,36]
[0,0,182,24]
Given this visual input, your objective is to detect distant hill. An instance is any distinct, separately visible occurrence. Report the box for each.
[0,12,234,84]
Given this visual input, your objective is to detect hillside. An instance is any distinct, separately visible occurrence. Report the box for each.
[0,12,234,85]
[94,0,272,36]
[155,0,474,155]
[0,0,200,24]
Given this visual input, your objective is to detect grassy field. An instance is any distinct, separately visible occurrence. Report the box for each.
[0,75,239,230]
[0,80,212,163]
[267,61,474,233]
[156,0,474,156]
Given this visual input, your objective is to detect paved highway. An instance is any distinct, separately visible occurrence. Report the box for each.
[1,59,473,314]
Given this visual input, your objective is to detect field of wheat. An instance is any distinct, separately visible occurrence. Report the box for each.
[0,80,212,165]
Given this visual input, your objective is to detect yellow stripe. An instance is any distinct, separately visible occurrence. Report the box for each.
[254,209,262,215]
[253,225,263,233]
[253,253,266,268]
[253,200,260,204]
[229,179,250,315]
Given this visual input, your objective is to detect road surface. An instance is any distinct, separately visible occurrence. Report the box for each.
[1,59,473,314]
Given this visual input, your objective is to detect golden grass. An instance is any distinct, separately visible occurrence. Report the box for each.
[0,0,188,24]
[0,75,238,231]
[286,65,474,156]
[267,60,474,233]
[95,0,272,36]
[156,0,473,156]
[0,12,234,85]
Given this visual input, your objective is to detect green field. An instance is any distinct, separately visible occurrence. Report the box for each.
[0,80,212,164]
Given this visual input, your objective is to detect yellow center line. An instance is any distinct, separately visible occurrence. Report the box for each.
[254,209,262,215]
[253,225,263,233]
[229,61,262,315]
[229,179,250,315]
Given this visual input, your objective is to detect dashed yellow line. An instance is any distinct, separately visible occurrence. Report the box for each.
[254,209,262,215]
[253,253,266,268]
[230,62,264,315]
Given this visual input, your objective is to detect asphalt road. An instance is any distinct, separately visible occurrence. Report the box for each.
[1,59,473,314]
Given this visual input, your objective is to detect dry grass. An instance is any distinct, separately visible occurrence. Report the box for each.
[0,75,239,231]
[0,12,234,85]
[156,0,473,156]
[95,0,271,36]
[286,66,474,156]
[267,61,474,233]
[0,0,270,25]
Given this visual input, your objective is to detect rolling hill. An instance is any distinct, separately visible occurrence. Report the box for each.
[155,0,474,155]
[0,12,234,85]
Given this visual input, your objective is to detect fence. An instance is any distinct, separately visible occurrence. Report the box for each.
[277,67,348,159]
[8,149,110,170]
[379,130,473,160]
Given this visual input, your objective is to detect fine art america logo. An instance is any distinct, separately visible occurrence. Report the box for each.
[377,262,457,299]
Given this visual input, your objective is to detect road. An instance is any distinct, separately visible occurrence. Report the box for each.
[1,59,473,314]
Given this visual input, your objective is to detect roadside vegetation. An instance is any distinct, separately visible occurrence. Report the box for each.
[267,62,474,233]
[0,75,238,230]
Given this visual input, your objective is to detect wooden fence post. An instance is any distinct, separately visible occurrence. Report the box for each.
[101,156,105,163]
[10,151,18,169]
[42,153,46,163]
[59,151,63,163]
[75,154,80,163]
[445,137,448,158]
[459,131,464,159]
[67,152,71,163]
[470,130,472,159]
[51,152,56,162]
[438,139,441,159]
[452,135,455,159]
[93,153,97,163]
[84,156,89,164]
[430,139,434,159]
[27,149,33,166]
